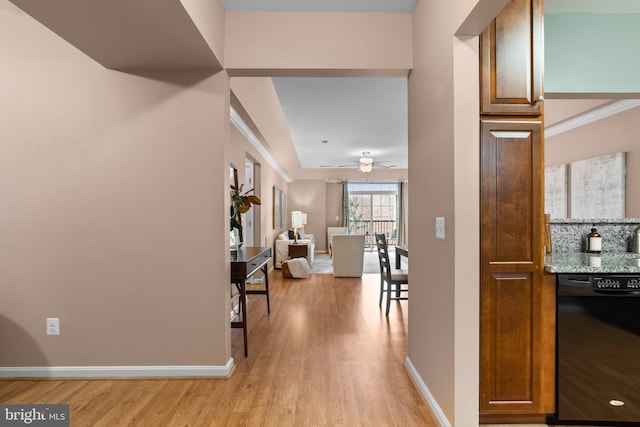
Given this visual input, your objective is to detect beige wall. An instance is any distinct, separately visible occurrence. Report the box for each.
[180,0,226,64]
[230,77,300,180]
[452,35,482,426]
[409,1,455,420]
[0,5,231,367]
[228,125,289,253]
[409,0,483,425]
[225,11,413,76]
[545,106,640,217]
[9,0,223,71]
[286,180,327,250]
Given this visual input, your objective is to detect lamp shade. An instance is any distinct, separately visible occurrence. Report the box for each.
[291,211,303,228]
[302,213,307,225]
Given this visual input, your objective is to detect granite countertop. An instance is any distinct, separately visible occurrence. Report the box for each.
[545,251,640,274]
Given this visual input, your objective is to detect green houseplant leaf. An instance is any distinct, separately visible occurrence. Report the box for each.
[230,183,261,243]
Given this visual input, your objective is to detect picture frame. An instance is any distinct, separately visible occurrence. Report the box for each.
[273,186,283,228]
[280,189,287,228]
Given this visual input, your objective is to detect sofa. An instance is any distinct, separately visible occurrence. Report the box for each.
[331,234,365,277]
[274,231,315,269]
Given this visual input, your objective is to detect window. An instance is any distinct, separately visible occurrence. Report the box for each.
[347,183,398,248]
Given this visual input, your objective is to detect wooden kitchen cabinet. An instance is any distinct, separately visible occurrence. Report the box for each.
[479,0,553,422]
[479,119,548,421]
[480,0,543,116]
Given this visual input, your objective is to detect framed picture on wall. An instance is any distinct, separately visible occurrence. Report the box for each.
[273,186,282,228]
[545,152,626,219]
[280,189,287,228]
[571,152,625,218]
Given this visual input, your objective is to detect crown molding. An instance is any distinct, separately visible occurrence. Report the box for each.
[545,99,640,138]
[230,107,292,183]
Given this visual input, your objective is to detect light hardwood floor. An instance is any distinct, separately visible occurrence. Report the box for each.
[0,268,438,426]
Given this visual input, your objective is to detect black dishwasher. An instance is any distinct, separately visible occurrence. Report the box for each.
[555,274,640,425]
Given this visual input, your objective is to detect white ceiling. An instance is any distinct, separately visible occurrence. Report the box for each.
[272,77,408,169]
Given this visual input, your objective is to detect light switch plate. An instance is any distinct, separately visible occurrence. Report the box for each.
[435,217,445,240]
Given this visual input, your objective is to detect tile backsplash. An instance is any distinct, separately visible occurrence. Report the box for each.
[550,218,640,252]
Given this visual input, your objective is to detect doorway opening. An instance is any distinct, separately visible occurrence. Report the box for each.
[346,182,399,250]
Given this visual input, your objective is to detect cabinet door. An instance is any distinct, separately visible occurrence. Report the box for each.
[480,120,545,416]
[480,0,543,115]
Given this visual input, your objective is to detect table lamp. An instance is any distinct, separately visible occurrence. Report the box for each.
[291,211,303,243]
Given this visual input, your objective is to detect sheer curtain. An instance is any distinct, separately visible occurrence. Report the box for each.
[396,181,407,246]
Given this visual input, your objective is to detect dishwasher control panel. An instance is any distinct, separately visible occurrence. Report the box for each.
[594,276,640,289]
[559,274,640,290]
[595,277,622,289]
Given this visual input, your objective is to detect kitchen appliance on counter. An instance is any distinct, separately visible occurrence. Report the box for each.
[554,274,640,425]
[631,226,640,253]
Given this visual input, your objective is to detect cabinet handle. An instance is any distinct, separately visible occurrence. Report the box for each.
[532,95,544,105]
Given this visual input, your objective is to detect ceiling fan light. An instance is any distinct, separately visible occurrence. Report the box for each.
[360,151,373,166]
[360,156,373,165]
[360,163,373,173]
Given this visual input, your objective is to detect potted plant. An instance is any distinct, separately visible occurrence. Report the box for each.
[230,176,261,248]
[342,198,363,234]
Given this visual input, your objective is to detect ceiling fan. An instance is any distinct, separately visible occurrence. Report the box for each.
[338,152,392,173]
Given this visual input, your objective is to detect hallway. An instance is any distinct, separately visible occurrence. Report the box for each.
[0,272,436,426]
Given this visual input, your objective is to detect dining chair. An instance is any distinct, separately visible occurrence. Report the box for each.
[374,233,409,315]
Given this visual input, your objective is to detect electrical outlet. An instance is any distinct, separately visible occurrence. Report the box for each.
[46,318,60,336]
[435,217,445,240]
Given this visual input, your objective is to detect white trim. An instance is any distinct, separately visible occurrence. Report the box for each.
[230,107,292,183]
[545,99,640,138]
[0,359,235,378]
[404,356,452,427]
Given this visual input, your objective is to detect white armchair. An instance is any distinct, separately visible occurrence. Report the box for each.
[274,231,315,269]
[331,234,365,277]
[327,226,348,257]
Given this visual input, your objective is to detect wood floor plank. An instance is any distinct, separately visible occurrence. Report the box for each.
[86,380,166,426]
[0,264,438,426]
[0,380,57,402]
[71,380,136,425]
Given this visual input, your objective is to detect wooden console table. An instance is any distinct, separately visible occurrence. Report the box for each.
[231,246,271,357]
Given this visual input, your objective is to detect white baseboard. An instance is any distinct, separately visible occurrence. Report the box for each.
[0,358,235,379]
[405,356,452,427]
